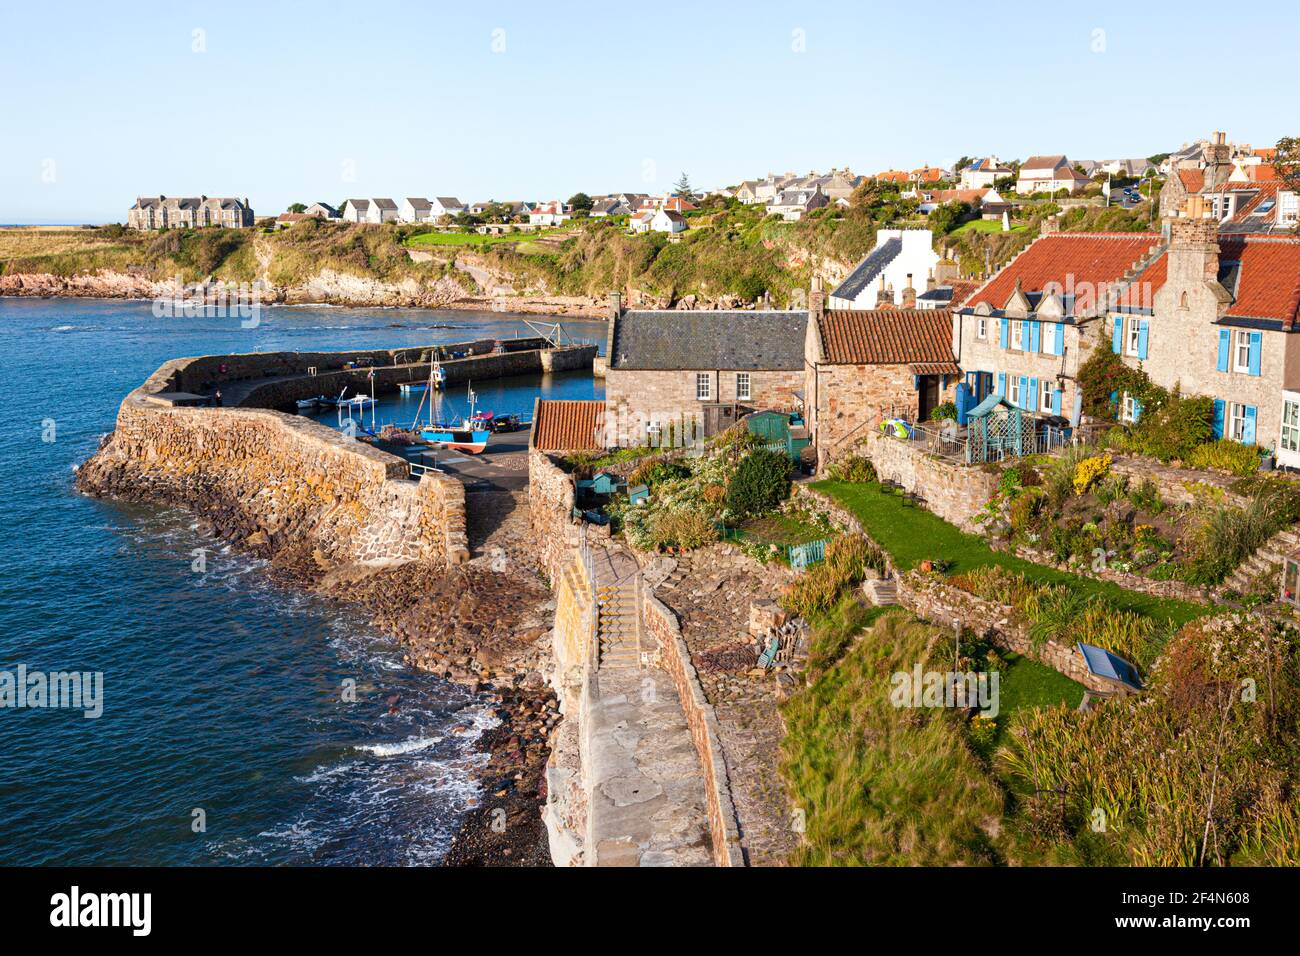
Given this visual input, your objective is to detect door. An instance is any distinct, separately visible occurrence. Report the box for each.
[919,376,940,422]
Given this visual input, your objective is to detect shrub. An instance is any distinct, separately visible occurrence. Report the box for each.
[649,509,717,550]
[1072,454,1112,495]
[930,401,957,422]
[726,448,792,517]
[1187,439,1262,476]
[826,455,876,483]
[780,534,885,618]
[1129,478,1163,514]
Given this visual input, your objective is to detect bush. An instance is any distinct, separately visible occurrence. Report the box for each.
[780,534,885,618]
[726,449,792,517]
[1187,439,1263,476]
[826,455,876,483]
[930,401,957,422]
[1072,454,1112,495]
[649,509,717,550]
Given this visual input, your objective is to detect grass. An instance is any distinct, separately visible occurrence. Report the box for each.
[993,653,1083,739]
[404,231,537,247]
[950,219,1028,235]
[735,512,827,547]
[780,610,1012,866]
[812,480,1204,625]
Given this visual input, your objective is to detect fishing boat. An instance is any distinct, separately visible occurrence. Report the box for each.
[295,397,319,411]
[338,395,377,410]
[418,381,491,453]
[398,362,446,393]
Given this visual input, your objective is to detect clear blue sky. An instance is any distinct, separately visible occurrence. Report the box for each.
[2,0,1296,223]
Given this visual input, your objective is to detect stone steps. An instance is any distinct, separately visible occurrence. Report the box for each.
[1222,523,1300,594]
[864,577,899,607]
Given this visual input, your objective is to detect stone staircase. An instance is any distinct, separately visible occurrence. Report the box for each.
[1223,526,1300,596]
[863,574,899,607]
[590,546,643,670]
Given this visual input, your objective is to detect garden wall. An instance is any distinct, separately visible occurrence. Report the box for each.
[896,571,1114,693]
[860,429,999,532]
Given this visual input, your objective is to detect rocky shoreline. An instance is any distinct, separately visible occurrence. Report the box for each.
[76,440,561,867]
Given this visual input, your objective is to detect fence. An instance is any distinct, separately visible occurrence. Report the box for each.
[879,416,1073,465]
[788,539,829,570]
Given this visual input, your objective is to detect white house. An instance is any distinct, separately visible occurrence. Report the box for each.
[629,209,655,234]
[367,198,399,223]
[1015,156,1090,196]
[766,186,828,221]
[303,202,340,220]
[528,200,569,226]
[590,197,631,217]
[828,228,940,310]
[341,199,370,222]
[429,197,465,219]
[650,208,687,233]
[960,158,1012,190]
[401,197,434,222]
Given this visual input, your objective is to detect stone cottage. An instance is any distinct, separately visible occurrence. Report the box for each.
[804,284,960,467]
[603,294,806,447]
[127,195,254,229]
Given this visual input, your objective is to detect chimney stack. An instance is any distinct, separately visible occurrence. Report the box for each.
[902,274,916,308]
[607,291,622,322]
[1167,199,1222,287]
[1041,214,1059,237]
[809,275,825,320]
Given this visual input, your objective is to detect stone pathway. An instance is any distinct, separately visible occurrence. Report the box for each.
[583,544,712,866]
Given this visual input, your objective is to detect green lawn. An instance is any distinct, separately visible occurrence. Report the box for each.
[995,652,1083,730]
[736,512,828,547]
[812,480,1204,625]
[951,219,1028,235]
[405,229,566,248]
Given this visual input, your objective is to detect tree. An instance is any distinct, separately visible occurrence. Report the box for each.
[673,172,694,197]
[288,202,307,214]
[1275,137,1300,233]
[567,192,593,212]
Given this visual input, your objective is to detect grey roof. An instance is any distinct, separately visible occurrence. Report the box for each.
[610,310,808,371]
[435,197,464,207]
[372,197,398,210]
[405,197,433,209]
[917,287,954,302]
[830,238,902,301]
[346,199,370,210]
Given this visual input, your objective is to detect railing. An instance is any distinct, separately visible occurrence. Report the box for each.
[879,416,1074,465]
[407,460,443,479]
[789,539,830,570]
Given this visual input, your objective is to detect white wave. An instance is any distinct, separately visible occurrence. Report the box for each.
[357,735,443,757]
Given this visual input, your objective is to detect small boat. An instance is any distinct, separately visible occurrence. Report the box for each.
[338,395,377,409]
[403,364,446,392]
[295,397,320,411]
[417,381,491,453]
[398,381,427,394]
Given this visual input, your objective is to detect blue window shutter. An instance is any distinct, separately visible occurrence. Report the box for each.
[1051,388,1062,416]
[997,372,1006,397]
[1029,377,1039,411]
[1133,398,1142,423]
[999,318,1009,349]
[1029,321,1041,353]
[1019,376,1029,409]
[1243,405,1257,444]
[1110,390,1119,416]
[1112,316,1122,354]
[1212,399,1226,438]
[1054,323,1065,356]
[1137,320,1149,360]
[1217,329,1230,372]
[1249,332,1262,376]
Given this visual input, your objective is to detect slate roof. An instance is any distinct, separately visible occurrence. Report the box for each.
[830,238,902,301]
[610,310,808,371]
[532,399,605,451]
[372,198,398,210]
[405,197,433,210]
[816,309,955,365]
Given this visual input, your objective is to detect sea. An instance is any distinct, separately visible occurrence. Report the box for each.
[0,297,604,865]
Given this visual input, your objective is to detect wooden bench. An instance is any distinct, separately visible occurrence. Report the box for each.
[902,491,926,508]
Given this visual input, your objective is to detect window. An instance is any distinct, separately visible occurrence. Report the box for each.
[1121,392,1138,423]
[695,373,712,401]
[977,317,987,340]
[1126,317,1142,356]
[1010,320,1024,350]
[1009,376,1021,407]
[1234,330,1252,373]
[736,372,751,401]
[1283,400,1300,453]
[1229,402,1249,442]
[1041,379,1055,413]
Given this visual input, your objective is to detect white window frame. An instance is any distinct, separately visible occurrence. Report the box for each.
[977,317,987,340]
[1126,317,1142,357]
[1010,320,1024,350]
[1009,376,1021,407]
[736,372,751,401]
[1282,400,1300,453]
[1229,402,1249,442]
[1040,379,1055,413]
[695,372,712,401]
[1120,391,1138,424]
[1234,330,1251,373]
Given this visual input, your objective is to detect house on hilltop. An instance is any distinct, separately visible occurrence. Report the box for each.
[1015,156,1090,195]
[829,229,941,311]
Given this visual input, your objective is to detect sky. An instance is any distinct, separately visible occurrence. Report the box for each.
[2,0,1298,224]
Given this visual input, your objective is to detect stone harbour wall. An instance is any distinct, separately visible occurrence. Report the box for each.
[641,592,745,868]
[78,353,469,568]
[896,571,1113,692]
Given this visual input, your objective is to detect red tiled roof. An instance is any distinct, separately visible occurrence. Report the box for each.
[875,170,910,183]
[947,280,981,308]
[1222,237,1300,326]
[965,233,1162,313]
[1247,164,1277,182]
[817,309,955,365]
[532,399,605,451]
[1117,254,1166,310]
[1178,168,1205,192]
[908,362,962,376]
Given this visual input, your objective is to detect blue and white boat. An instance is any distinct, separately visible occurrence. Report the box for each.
[418,381,490,453]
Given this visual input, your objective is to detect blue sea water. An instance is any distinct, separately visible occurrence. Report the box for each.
[0,298,604,866]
